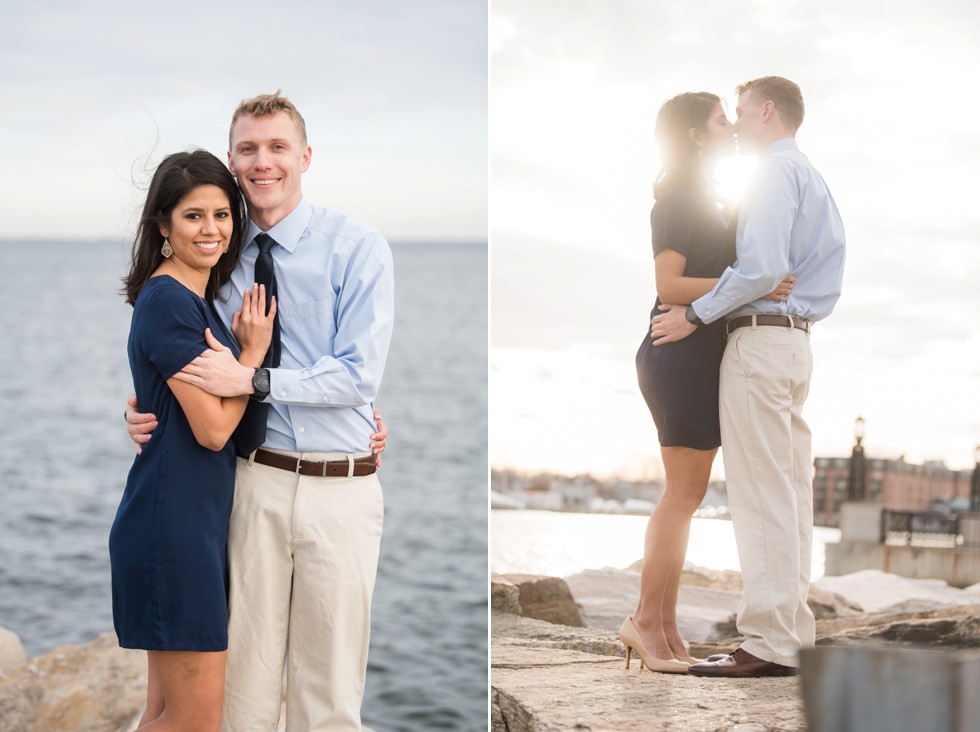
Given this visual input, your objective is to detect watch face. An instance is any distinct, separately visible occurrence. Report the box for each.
[254,369,270,392]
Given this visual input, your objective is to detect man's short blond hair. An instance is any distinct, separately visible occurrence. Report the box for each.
[736,76,805,132]
[229,90,308,148]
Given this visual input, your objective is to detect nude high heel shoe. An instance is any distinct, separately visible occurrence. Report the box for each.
[673,651,706,665]
[619,617,690,674]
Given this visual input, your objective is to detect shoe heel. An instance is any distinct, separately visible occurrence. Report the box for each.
[624,644,632,670]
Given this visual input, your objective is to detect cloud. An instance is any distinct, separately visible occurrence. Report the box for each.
[490,0,980,471]
[0,0,487,239]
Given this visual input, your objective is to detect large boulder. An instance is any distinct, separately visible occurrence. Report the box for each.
[490,576,522,615]
[814,569,980,615]
[492,643,804,732]
[806,584,862,620]
[563,567,740,643]
[0,632,146,732]
[0,626,27,678]
[493,574,583,627]
[819,604,980,648]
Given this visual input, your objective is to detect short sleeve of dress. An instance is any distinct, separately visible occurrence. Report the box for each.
[650,186,699,258]
[136,280,210,380]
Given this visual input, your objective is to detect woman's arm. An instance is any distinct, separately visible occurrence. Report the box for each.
[655,249,796,306]
[168,375,248,451]
[167,284,275,451]
[654,249,718,305]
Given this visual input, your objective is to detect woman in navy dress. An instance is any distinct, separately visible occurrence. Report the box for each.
[109,150,276,730]
[620,93,794,673]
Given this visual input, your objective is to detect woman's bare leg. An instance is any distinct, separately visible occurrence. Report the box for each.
[139,650,226,732]
[137,652,166,728]
[660,521,695,657]
[632,446,716,659]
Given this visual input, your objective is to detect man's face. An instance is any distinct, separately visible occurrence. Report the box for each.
[228,112,311,229]
[733,90,766,154]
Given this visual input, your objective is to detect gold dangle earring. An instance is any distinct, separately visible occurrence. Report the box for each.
[161,238,173,258]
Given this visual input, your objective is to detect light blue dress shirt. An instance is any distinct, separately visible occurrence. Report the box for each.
[692,138,845,325]
[214,198,394,453]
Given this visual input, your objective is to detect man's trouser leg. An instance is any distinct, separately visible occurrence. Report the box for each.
[286,458,383,732]
[719,324,814,666]
[221,452,384,731]
[222,455,296,731]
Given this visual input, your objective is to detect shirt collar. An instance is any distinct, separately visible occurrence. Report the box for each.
[244,197,314,254]
[762,137,800,157]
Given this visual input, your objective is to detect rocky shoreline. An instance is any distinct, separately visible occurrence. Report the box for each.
[0,629,145,732]
[491,566,980,731]
[0,631,352,732]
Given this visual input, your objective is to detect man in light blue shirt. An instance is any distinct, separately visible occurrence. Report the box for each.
[653,76,845,678]
[128,92,394,730]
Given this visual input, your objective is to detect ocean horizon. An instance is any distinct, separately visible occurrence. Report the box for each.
[0,239,488,731]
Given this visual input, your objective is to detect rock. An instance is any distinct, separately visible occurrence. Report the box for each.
[0,632,146,732]
[806,585,861,620]
[563,567,740,643]
[819,604,980,648]
[562,568,638,629]
[491,568,980,730]
[0,626,28,678]
[681,563,744,593]
[814,569,980,615]
[625,560,745,594]
[963,580,980,597]
[495,574,583,627]
[493,612,625,659]
[490,576,522,615]
[492,642,805,731]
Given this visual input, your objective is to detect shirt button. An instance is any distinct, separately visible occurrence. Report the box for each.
[299,427,305,433]
[322,396,329,402]
[280,390,287,397]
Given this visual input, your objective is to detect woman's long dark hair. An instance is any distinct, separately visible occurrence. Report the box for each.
[652,92,721,200]
[122,150,246,305]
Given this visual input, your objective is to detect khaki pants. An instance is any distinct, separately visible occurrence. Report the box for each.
[719,323,815,667]
[220,451,384,731]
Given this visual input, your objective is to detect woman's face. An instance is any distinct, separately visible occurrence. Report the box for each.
[159,184,234,272]
[699,102,736,161]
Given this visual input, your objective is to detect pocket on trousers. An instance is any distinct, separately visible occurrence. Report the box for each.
[726,330,754,380]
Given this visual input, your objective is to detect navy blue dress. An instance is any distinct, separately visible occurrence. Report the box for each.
[109,276,239,651]
[635,186,735,450]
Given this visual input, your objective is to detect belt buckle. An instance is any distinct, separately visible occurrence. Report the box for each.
[295,458,304,476]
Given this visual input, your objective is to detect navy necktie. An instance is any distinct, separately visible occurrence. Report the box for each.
[231,233,282,457]
[254,233,281,368]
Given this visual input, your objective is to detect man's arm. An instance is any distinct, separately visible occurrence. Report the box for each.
[691,156,799,324]
[173,233,394,408]
[267,235,394,407]
[125,397,390,455]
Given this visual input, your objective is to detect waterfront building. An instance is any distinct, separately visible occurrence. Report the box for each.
[813,418,974,527]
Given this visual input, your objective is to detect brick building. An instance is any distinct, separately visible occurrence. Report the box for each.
[814,455,973,528]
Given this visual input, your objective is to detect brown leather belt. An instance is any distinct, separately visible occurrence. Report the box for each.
[253,448,378,477]
[726,314,810,336]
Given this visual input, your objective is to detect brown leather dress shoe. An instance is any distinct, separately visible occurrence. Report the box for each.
[687,648,798,678]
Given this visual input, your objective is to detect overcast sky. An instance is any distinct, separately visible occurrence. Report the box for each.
[0,0,487,242]
[491,0,980,476]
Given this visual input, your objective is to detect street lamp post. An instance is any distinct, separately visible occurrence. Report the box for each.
[971,445,980,513]
[847,416,867,501]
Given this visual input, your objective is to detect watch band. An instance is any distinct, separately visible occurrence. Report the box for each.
[685,306,704,327]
